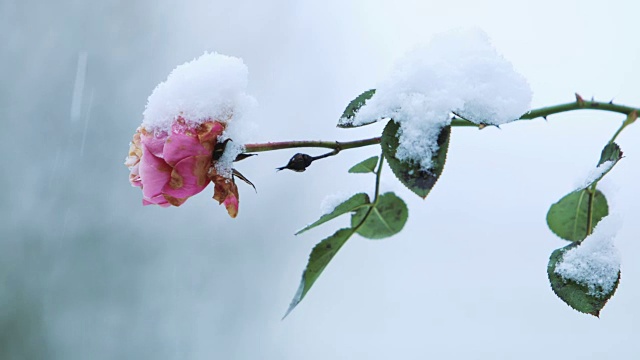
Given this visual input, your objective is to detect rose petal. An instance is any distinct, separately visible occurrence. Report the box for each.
[139,143,172,205]
[212,175,240,218]
[163,131,210,167]
[143,195,170,207]
[197,121,225,149]
[141,128,168,158]
[163,194,187,207]
[131,119,230,209]
[162,155,211,200]
[129,163,142,188]
[223,193,239,218]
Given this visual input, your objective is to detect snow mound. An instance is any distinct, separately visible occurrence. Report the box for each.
[555,216,622,297]
[353,28,532,170]
[142,52,256,134]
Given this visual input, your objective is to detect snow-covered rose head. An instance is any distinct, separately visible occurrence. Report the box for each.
[125,52,255,218]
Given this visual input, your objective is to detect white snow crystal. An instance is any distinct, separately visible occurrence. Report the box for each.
[319,192,353,215]
[142,52,256,134]
[214,139,244,179]
[353,28,532,170]
[555,216,622,297]
[575,160,615,190]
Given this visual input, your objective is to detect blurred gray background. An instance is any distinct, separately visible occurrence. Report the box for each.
[2,0,639,359]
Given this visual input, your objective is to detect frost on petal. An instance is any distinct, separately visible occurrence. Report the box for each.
[212,174,240,218]
[139,144,172,206]
[353,28,532,171]
[555,216,622,297]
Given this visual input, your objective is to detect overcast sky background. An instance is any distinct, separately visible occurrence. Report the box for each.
[2,0,639,359]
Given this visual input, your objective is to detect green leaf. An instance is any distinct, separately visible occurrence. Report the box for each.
[598,142,622,166]
[572,142,623,189]
[295,193,371,235]
[381,120,451,199]
[548,243,620,317]
[284,228,355,318]
[546,189,609,242]
[351,192,408,239]
[337,89,377,128]
[348,156,379,174]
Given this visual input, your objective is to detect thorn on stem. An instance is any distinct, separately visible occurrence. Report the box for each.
[575,93,586,107]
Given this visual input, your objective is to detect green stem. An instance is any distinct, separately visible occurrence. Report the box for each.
[373,153,384,203]
[586,185,596,238]
[353,153,386,231]
[581,107,637,238]
[244,137,381,153]
[519,98,639,120]
[243,97,639,154]
[608,111,638,144]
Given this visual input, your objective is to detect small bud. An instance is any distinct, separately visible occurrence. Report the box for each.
[277,153,314,172]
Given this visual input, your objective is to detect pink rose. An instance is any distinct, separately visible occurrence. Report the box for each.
[125,117,241,217]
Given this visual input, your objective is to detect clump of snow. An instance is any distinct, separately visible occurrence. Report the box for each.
[214,140,245,179]
[575,160,615,190]
[353,28,532,170]
[555,216,622,297]
[142,52,256,134]
[596,178,619,207]
[320,192,353,215]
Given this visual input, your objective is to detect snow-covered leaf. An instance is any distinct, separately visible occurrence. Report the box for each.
[285,228,355,317]
[351,192,408,239]
[337,89,377,128]
[547,243,620,317]
[296,193,370,235]
[546,189,608,242]
[348,156,379,174]
[598,142,623,166]
[575,142,623,190]
[381,120,450,199]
